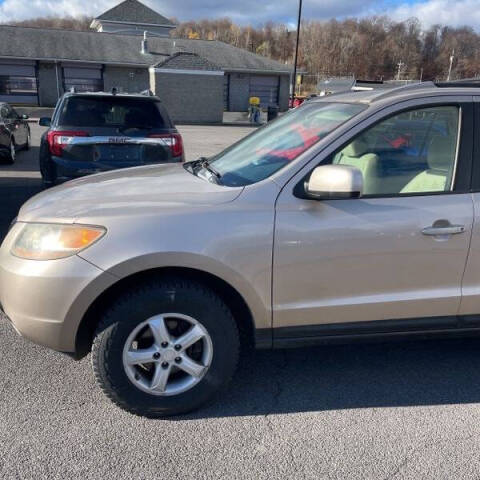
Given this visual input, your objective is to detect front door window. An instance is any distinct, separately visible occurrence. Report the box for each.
[332,106,460,196]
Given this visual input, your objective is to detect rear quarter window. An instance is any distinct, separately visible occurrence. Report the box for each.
[58,96,169,129]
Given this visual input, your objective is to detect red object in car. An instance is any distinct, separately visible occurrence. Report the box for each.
[47,130,89,157]
[256,124,320,161]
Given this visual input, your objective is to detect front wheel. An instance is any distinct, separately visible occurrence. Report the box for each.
[91,279,240,417]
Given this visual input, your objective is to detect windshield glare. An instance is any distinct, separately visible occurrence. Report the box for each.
[209,102,366,186]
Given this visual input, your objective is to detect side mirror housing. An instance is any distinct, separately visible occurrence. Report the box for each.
[21,114,29,120]
[304,164,363,200]
[38,117,51,127]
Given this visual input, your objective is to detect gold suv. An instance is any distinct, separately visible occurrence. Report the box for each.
[1,82,479,417]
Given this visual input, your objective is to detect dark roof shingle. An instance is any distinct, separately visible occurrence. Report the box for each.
[0,25,291,73]
[155,52,221,71]
[96,0,174,26]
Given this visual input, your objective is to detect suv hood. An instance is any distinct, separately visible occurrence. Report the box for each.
[18,164,243,223]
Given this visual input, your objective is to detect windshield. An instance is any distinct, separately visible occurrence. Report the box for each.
[205,102,366,186]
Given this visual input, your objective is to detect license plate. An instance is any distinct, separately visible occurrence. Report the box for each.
[95,144,141,162]
[108,137,131,144]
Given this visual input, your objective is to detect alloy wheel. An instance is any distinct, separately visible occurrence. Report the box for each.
[122,313,213,396]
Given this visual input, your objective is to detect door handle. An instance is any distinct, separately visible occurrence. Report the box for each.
[422,225,465,236]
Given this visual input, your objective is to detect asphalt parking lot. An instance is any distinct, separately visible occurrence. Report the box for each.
[2,124,480,479]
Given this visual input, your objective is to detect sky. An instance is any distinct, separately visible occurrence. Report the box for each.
[0,0,479,30]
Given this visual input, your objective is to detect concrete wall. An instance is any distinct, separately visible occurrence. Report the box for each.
[103,66,149,94]
[151,71,224,124]
[38,62,63,107]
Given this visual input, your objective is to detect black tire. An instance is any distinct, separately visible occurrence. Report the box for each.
[91,278,240,418]
[24,131,30,151]
[39,141,56,187]
[6,137,15,164]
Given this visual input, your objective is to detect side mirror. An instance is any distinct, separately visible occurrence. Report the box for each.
[304,164,363,200]
[21,114,29,120]
[38,117,51,127]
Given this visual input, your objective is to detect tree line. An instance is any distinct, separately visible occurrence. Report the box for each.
[6,15,480,81]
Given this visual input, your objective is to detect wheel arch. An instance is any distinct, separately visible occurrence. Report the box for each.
[75,266,264,359]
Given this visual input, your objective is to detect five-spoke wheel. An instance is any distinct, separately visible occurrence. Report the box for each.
[122,313,213,396]
[91,279,240,417]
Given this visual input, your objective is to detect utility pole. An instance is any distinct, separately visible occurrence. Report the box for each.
[291,0,303,104]
[447,49,455,81]
[396,60,405,81]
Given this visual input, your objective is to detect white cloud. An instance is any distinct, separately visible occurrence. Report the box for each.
[0,0,117,21]
[387,0,480,30]
[0,0,478,31]
[0,0,376,23]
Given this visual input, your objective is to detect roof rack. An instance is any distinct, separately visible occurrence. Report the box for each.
[435,78,480,88]
[371,81,435,101]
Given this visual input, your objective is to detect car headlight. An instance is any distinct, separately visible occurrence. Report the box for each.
[11,223,106,260]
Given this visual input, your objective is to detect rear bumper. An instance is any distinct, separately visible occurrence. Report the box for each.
[52,155,183,179]
[0,229,116,353]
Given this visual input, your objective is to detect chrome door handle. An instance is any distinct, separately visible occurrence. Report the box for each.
[422,225,465,236]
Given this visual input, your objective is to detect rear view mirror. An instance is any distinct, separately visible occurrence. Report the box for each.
[305,164,363,200]
[39,117,51,127]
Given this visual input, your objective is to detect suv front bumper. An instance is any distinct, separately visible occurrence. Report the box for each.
[0,232,116,353]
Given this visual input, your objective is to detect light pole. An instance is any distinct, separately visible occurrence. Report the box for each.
[291,0,303,104]
[447,49,455,81]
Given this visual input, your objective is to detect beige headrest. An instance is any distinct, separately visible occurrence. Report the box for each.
[428,136,456,171]
[341,137,369,158]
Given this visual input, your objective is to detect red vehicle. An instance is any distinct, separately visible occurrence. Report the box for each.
[289,96,306,108]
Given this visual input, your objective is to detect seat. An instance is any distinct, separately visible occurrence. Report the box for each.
[336,137,380,194]
[401,136,456,194]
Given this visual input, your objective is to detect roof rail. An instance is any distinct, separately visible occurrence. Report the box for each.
[371,81,435,101]
[435,78,480,88]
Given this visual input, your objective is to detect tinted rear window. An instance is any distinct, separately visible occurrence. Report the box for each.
[58,96,167,128]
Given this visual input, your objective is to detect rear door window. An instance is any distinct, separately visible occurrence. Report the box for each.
[59,96,168,130]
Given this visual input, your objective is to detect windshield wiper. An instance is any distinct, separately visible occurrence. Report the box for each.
[187,157,222,179]
[200,158,222,179]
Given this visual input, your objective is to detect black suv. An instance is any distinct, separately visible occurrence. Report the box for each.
[39,91,184,186]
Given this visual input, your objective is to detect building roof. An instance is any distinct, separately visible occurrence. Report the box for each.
[0,25,291,74]
[155,52,222,71]
[95,0,175,26]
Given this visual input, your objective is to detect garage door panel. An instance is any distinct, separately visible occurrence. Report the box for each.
[63,65,103,93]
[0,62,38,105]
[249,75,279,107]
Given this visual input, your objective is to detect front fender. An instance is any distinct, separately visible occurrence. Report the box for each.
[79,251,271,331]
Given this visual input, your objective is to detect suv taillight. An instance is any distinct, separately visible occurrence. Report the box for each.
[47,130,89,157]
[148,133,184,158]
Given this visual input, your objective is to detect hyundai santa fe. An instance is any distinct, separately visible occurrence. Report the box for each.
[2,81,480,417]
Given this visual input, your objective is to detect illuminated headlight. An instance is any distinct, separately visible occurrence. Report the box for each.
[11,223,106,260]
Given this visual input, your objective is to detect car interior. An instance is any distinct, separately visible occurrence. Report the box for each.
[332,106,459,196]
